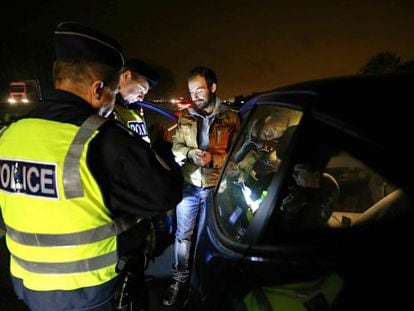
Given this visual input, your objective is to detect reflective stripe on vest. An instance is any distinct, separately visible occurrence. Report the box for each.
[6,214,140,246]
[0,125,8,138]
[63,115,106,198]
[112,105,150,143]
[11,251,117,274]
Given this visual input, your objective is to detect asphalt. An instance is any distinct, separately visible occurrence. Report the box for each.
[147,243,179,311]
[0,232,179,311]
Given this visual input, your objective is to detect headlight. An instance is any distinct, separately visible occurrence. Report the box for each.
[8,98,16,104]
[22,98,29,103]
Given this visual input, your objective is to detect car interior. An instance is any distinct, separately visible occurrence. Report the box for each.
[325,151,406,228]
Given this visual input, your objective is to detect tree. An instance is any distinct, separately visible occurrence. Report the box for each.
[359,52,414,74]
[359,52,401,74]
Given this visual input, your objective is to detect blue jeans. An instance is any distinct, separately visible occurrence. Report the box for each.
[172,183,213,283]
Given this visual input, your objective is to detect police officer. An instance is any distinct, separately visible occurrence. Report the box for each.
[112,58,159,143]
[0,22,182,311]
[111,58,178,253]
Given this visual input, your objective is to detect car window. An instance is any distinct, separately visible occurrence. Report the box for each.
[215,105,303,241]
[275,150,411,232]
[326,152,409,227]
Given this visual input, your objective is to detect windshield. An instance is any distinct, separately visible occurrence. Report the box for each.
[10,85,25,93]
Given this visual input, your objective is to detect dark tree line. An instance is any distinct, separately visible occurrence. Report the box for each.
[359,52,414,75]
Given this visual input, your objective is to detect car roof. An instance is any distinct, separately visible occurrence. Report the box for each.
[137,100,178,121]
[242,73,413,147]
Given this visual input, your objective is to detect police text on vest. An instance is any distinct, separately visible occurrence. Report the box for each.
[0,159,58,199]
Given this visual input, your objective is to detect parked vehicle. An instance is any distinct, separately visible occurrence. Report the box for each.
[7,80,41,104]
[187,74,414,310]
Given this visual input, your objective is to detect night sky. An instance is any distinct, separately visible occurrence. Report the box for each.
[1,0,414,99]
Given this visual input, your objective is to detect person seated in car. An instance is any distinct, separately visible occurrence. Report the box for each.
[229,116,286,200]
[217,118,288,239]
[278,162,339,231]
[234,117,284,171]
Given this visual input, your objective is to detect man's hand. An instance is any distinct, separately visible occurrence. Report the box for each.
[188,148,212,167]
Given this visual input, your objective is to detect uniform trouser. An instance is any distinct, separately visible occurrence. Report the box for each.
[11,275,117,311]
[172,183,213,283]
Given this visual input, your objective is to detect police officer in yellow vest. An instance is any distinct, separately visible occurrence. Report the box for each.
[112,58,159,143]
[0,22,182,311]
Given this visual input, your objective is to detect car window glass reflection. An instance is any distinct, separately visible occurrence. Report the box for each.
[216,105,302,241]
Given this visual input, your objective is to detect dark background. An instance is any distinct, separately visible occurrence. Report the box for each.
[1,0,414,99]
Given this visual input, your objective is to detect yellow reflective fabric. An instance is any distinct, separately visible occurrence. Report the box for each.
[6,235,116,263]
[113,105,150,143]
[242,273,343,311]
[0,118,118,291]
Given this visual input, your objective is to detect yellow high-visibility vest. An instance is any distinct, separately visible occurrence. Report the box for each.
[0,116,139,291]
[237,273,343,311]
[113,105,150,143]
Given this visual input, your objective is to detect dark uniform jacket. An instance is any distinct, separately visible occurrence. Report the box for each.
[26,90,182,217]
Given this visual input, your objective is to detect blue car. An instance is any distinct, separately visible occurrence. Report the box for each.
[188,74,414,310]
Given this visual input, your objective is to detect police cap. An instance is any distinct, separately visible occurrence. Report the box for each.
[55,21,124,70]
[125,58,159,88]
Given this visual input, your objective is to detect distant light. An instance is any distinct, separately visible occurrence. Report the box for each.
[241,101,244,104]
[22,98,29,103]
[8,98,16,104]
